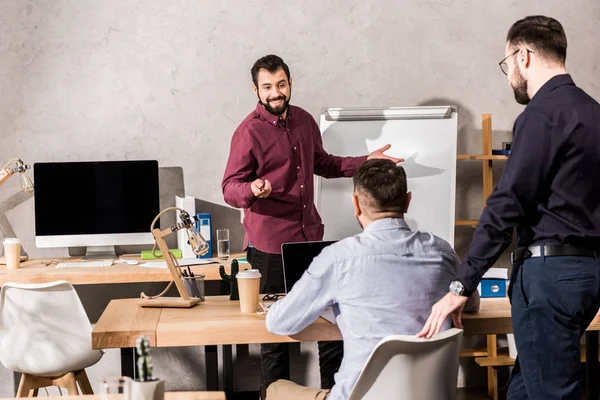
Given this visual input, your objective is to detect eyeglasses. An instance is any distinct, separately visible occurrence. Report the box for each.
[262,293,285,301]
[499,49,534,75]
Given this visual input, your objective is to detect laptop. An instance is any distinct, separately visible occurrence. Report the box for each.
[281,240,337,324]
[281,240,337,293]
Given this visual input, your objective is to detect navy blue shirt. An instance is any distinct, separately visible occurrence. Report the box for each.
[459,74,600,292]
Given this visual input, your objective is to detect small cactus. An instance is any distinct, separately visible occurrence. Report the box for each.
[219,259,240,300]
[136,336,154,382]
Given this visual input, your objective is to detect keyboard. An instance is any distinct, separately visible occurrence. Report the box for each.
[55,260,114,268]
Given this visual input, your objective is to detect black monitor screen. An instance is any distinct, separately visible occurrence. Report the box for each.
[281,241,337,293]
[34,160,160,236]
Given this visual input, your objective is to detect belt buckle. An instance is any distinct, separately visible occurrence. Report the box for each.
[511,248,532,264]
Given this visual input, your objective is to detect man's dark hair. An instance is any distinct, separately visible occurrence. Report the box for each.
[251,55,291,87]
[507,15,567,64]
[353,159,407,213]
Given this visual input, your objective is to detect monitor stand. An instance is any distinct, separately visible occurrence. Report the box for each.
[82,245,117,260]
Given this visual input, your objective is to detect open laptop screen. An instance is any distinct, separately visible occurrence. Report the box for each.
[281,241,336,293]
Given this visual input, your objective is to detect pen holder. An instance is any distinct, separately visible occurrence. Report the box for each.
[219,259,240,301]
[182,274,205,301]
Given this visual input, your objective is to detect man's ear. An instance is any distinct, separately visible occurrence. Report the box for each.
[352,193,361,217]
[289,77,293,90]
[519,47,532,69]
[253,84,258,96]
[403,192,412,213]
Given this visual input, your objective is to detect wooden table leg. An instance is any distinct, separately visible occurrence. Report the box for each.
[205,345,219,391]
[222,345,234,398]
[120,348,135,378]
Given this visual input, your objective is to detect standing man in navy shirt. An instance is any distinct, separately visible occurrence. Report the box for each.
[419,16,600,399]
[222,54,400,388]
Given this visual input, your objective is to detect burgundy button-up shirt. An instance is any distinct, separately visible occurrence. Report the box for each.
[222,103,367,254]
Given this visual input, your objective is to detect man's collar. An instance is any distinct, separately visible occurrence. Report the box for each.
[364,217,410,232]
[528,74,574,106]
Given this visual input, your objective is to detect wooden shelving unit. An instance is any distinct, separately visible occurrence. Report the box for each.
[455,219,479,228]
[456,114,508,400]
[457,154,509,161]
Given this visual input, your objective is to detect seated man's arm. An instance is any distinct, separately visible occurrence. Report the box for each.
[266,249,336,336]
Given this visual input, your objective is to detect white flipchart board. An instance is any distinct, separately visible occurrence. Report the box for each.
[315,106,458,246]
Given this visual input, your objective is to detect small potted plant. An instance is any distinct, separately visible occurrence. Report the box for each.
[130,336,165,400]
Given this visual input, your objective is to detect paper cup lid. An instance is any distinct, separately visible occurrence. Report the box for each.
[236,269,262,279]
[3,238,20,245]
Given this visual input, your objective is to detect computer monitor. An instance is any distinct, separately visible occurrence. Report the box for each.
[34,160,160,259]
[281,240,336,293]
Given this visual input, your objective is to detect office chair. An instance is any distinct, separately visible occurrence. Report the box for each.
[0,281,103,396]
[348,328,463,400]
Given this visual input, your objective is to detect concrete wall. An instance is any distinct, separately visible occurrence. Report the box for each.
[1,0,599,395]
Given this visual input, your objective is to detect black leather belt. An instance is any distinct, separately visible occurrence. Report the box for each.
[511,244,598,264]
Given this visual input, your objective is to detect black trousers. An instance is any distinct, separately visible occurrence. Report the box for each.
[507,255,600,399]
[247,246,343,388]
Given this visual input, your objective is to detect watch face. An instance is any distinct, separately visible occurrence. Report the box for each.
[450,280,464,295]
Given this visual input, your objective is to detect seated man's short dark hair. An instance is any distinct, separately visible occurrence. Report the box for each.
[353,159,407,213]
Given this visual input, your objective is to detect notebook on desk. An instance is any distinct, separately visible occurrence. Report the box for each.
[280,240,337,324]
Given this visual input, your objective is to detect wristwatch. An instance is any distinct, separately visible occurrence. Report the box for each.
[449,280,473,297]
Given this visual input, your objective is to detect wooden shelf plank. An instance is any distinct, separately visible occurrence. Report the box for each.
[457,154,509,161]
[460,348,488,357]
[475,355,515,367]
[456,219,478,227]
[475,345,600,367]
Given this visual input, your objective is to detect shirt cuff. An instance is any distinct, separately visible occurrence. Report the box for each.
[244,182,256,204]
[457,267,480,294]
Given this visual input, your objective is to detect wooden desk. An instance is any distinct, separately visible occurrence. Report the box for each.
[0,392,225,400]
[461,297,600,334]
[93,296,340,349]
[0,253,247,285]
[94,296,600,349]
[93,296,600,399]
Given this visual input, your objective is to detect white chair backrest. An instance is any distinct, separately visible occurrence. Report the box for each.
[348,328,463,400]
[0,280,102,376]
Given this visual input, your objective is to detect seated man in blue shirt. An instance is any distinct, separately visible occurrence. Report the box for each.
[263,159,480,400]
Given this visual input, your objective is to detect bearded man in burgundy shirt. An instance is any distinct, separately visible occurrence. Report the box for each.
[222,54,401,389]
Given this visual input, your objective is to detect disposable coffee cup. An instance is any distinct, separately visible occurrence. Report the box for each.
[3,238,21,270]
[236,269,262,314]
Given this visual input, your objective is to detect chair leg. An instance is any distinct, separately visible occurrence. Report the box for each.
[16,374,34,397]
[28,388,39,397]
[75,370,94,394]
[55,372,79,396]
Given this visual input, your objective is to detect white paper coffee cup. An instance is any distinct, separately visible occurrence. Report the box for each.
[237,269,262,314]
[3,238,21,270]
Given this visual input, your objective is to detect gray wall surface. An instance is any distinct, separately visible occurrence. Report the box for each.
[1,0,599,395]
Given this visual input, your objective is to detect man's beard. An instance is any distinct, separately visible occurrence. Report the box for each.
[259,92,291,116]
[511,66,530,105]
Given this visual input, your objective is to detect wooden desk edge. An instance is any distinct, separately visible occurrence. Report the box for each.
[92,300,161,349]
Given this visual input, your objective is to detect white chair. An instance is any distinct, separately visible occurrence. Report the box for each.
[0,280,103,396]
[348,328,464,400]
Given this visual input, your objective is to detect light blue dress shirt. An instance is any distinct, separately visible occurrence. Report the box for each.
[266,218,478,400]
